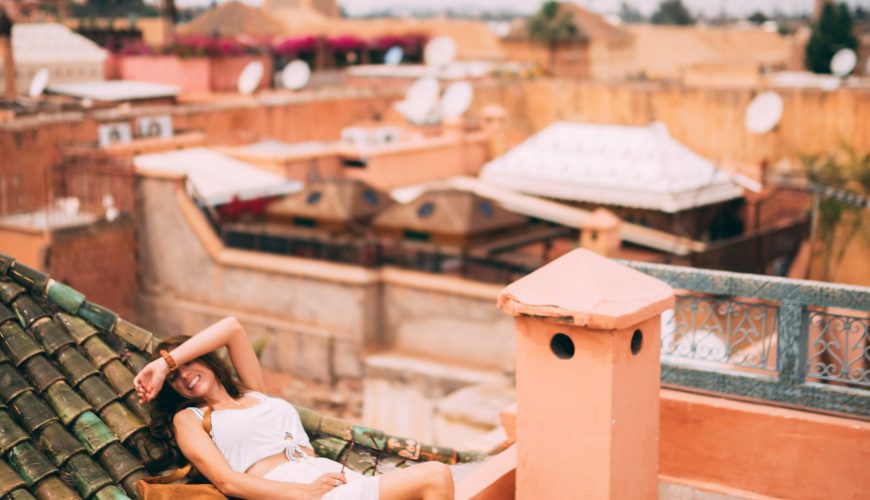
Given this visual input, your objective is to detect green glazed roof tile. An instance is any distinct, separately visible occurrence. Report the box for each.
[11,296,50,329]
[70,411,119,455]
[76,376,119,411]
[37,422,86,467]
[22,355,65,393]
[0,254,13,275]
[31,319,75,357]
[0,362,33,401]
[6,487,39,500]
[92,484,130,500]
[43,383,93,426]
[54,313,100,345]
[8,264,49,296]
[0,411,29,455]
[0,279,27,304]
[31,474,82,499]
[82,338,121,369]
[56,349,101,388]
[10,392,60,433]
[7,441,56,484]
[0,459,28,497]
[99,402,146,442]
[101,360,135,396]
[0,303,17,325]
[0,322,44,366]
[114,320,154,354]
[46,281,86,316]
[77,302,118,334]
[62,453,114,499]
[96,442,146,484]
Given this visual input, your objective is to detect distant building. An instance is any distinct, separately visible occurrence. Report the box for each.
[501,2,633,80]
[480,122,745,242]
[0,23,106,95]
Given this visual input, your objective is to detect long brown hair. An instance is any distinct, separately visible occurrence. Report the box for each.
[148,336,245,462]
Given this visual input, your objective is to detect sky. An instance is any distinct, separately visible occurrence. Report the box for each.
[166,0,870,16]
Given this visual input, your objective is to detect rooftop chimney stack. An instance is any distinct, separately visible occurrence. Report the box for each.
[497,249,674,499]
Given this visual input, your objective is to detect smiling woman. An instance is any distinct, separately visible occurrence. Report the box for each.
[133,317,454,500]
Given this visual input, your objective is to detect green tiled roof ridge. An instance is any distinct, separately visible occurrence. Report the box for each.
[0,252,486,497]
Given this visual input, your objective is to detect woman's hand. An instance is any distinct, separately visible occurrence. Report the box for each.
[304,472,346,498]
[134,359,170,403]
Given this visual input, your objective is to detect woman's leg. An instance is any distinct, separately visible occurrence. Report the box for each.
[379,461,454,500]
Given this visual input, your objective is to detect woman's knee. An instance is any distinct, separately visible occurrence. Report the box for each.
[424,462,453,491]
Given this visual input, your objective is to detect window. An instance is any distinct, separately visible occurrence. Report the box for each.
[306,191,322,205]
[362,189,379,206]
[478,201,494,218]
[417,202,435,218]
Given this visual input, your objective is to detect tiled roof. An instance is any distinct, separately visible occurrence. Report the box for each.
[5,23,106,65]
[0,253,482,499]
[181,1,287,38]
[266,179,393,225]
[479,122,744,213]
[374,189,527,237]
[133,148,302,206]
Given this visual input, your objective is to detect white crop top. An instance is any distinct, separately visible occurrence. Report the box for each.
[187,392,312,473]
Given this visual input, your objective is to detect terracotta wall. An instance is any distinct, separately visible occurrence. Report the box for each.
[4,80,870,216]
[47,218,139,319]
[660,389,870,500]
[471,80,870,167]
[0,227,46,269]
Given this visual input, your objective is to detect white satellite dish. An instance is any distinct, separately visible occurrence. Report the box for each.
[237,61,264,95]
[281,60,311,90]
[424,36,456,68]
[384,46,404,66]
[29,68,50,98]
[396,76,440,125]
[440,81,473,119]
[830,48,857,77]
[744,91,783,135]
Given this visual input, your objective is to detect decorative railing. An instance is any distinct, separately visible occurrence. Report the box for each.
[626,261,870,418]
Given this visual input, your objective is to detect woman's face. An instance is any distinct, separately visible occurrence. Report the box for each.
[167,360,217,399]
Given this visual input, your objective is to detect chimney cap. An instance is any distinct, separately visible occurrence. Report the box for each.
[497,249,674,330]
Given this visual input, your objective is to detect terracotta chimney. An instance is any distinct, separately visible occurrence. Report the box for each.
[580,208,621,257]
[0,7,15,101]
[497,249,674,499]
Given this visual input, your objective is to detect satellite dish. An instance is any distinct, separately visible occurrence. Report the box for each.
[396,76,440,125]
[830,48,857,77]
[440,81,473,119]
[29,68,50,98]
[424,36,456,68]
[281,60,311,90]
[744,91,783,135]
[384,46,404,66]
[237,61,264,95]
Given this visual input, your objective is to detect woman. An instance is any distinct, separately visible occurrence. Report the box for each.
[134,317,454,500]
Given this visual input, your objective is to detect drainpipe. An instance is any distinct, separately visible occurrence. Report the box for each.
[497,249,674,499]
[0,7,15,101]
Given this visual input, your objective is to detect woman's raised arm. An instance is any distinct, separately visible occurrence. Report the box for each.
[134,317,264,402]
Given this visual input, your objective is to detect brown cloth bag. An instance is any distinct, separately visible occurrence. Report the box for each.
[136,406,227,500]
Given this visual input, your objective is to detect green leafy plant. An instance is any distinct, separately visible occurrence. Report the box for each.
[804,147,870,280]
[651,0,695,26]
[526,1,580,74]
[805,2,859,74]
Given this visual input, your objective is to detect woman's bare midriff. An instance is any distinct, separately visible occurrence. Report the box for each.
[246,452,289,477]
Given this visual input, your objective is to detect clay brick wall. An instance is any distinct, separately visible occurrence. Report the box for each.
[48,218,139,319]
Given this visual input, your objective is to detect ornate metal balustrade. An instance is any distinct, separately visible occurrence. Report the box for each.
[625,261,870,418]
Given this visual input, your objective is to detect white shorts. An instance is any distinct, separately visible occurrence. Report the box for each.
[263,457,380,500]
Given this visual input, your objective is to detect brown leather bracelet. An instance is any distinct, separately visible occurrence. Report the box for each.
[159,349,177,372]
